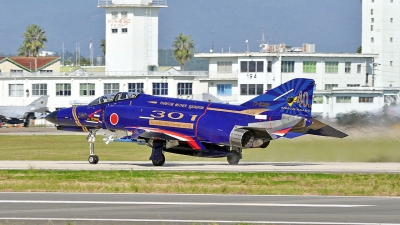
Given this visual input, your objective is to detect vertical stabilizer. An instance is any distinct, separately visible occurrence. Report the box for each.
[240,78,315,118]
[28,95,49,107]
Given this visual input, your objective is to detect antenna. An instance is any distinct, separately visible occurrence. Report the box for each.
[210,31,214,53]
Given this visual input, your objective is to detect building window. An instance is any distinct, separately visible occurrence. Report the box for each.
[178,83,193,95]
[217,84,232,96]
[10,69,23,75]
[371,18,374,23]
[267,61,272,72]
[371,37,374,43]
[112,29,118,33]
[347,84,360,87]
[281,61,295,73]
[80,83,95,96]
[371,25,374,31]
[336,96,351,103]
[40,70,53,75]
[325,61,339,73]
[240,84,263,95]
[8,84,24,97]
[32,84,47,96]
[313,96,323,104]
[104,83,120,94]
[371,0,374,2]
[371,9,373,15]
[122,28,128,33]
[390,37,393,42]
[217,61,232,73]
[357,64,362,73]
[240,61,264,72]
[56,83,71,96]
[359,97,374,103]
[111,11,118,19]
[390,61,393,66]
[325,84,338,90]
[121,11,127,19]
[128,83,144,93]
[391,18,393,23]
[345,62,351,73]
[152,83,168,95]
[303,61,317,73]
[267,84,272,90]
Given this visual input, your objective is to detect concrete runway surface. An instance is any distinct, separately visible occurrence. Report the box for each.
[0,160,400,173]
[0,192,399,225]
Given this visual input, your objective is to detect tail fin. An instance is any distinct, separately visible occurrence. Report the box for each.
[240,78,315,118]
[28,95,48,107]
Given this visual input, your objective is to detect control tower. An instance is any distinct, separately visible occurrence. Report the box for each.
[98,0,167,74]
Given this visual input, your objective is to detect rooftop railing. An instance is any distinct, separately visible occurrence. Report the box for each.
[98,0,167,7]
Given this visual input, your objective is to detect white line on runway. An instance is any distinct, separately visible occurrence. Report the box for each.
[0,200,374,207]
[0,218,398,225]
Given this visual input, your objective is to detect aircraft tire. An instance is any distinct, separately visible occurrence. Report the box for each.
[152,153,165,166]
[227,151,241,165]
[88,155,99,164]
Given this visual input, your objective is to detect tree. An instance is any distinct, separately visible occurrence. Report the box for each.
[172,33,195,71]
[356,46,362,53]
[19,24,48,71]
[100,39,106,56]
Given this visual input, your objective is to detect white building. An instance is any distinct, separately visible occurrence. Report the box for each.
[98,0,167,73]
[361,0,400,87]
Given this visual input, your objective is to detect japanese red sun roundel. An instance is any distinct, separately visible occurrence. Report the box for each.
[110,113,119,125]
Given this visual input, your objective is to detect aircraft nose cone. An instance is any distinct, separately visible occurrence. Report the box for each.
[45,110,58,124]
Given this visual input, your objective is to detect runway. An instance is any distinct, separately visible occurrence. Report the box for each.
[1,160,400,173]
[0,192,399,224]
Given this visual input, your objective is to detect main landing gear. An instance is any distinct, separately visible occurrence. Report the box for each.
[149,140,166,166]
[227,147,242,165]
[87,130,99,164]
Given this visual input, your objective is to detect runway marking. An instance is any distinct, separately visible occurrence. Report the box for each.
[0,200,374,207]
[0,218,398,225]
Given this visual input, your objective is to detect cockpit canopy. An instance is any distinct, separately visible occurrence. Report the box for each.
[88,92,139,106]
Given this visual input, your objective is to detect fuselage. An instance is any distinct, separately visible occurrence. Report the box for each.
[50,93,285,146]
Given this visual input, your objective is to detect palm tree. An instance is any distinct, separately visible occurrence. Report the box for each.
[19,24,48,71]
[172,33,195,71]
[100,39,106,56]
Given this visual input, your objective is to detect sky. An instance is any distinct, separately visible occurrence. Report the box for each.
[0,0,362,57]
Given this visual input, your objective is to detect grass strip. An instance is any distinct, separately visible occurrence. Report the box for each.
[0,170,399,196]
[1,135,400,162]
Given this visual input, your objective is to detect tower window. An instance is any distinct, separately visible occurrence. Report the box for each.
[371,37,374,43]
[112,29,118,33]
[121,11,128,19]
[122,28,128,33]
[390,37,393,42]
[390,18,393,23]
[390,61,393,66]
[111,11,118,19]
[371,9,373,15]
[371,18,374,23]
[371,25,374,31]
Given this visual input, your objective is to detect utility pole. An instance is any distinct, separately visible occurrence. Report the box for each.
[372,62,380,87]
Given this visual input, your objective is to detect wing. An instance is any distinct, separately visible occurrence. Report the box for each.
[125,126,206,150]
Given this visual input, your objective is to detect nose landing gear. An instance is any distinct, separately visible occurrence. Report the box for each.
[87,129,99,164]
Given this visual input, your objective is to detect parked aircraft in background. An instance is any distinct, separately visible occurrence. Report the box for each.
[45,78,347,166]
[0,96,49,127]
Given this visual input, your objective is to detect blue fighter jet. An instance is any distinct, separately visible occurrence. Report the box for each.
[45,78,347,166]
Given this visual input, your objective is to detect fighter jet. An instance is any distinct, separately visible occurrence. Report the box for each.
[0,95,49,127]
[45,78,347,166]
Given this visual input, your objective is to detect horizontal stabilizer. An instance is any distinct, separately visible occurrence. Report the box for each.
[306,118,348,138]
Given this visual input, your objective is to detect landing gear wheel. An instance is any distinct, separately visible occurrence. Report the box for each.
[152,153,165,166]
[88,155,99,164]
[227,151,241,165]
